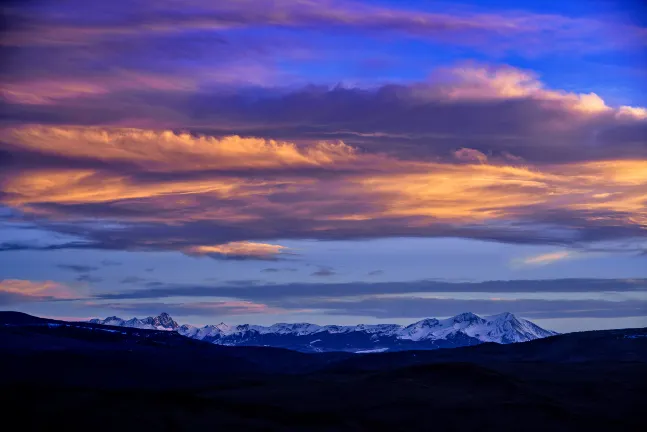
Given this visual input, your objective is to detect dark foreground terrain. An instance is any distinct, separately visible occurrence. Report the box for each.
[1,312,646,431]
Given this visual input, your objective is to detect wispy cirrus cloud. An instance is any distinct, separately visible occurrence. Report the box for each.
[4,0,643,54]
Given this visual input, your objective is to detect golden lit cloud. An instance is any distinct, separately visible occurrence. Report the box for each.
[356,163,552,221]
[5,169,245,205]
[0,126,357,171]
[1,124,646,251]
[2,62,646,254]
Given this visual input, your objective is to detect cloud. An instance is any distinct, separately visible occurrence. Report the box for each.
[311,267,336,277]
[100,260,122,266]
[0,126,357,172]
[368,270,384,276]
[261,268,298,273]
[3,137,646,252]
[89,279,647,320]
[57,264,99,273]
[4,0,642,55]
[519,251,574,266]
[295,296,647,320]
[1,72,200,105]
[85,277,647,320]
[0,279,79,304]
[222,279,266,287]
[183,241,289,260]
[4,277,641,320]
[3,65,644,164]
[454,148,488,164]
[94,278,647,302]
[1,66,646,254]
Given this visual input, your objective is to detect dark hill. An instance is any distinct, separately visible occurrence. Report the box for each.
[1,311,645,431]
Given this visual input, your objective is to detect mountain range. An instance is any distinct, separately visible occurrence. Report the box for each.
[89,311,558,353]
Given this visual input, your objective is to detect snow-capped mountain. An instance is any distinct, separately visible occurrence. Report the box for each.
[89,312,179,331]
[89,312,557,353]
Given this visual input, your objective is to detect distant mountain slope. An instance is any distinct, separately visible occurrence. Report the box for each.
[88,311,558,352]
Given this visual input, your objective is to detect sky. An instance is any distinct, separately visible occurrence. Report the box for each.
[1,0,646,332]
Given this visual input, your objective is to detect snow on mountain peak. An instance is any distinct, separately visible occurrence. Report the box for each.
[263,323,322,335]
[91,313,179,331]
[89,311,558,352]
[398,318,442,341]
[215,322,231,333]
[484,312,515,322]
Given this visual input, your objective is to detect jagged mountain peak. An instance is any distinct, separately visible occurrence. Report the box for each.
[451,312,482,322]
[152,312,179,329]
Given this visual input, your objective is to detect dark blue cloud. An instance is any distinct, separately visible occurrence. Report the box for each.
[95,278,647,302]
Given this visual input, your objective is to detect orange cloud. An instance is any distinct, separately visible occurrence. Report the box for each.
[4,169,247,206]
[0,126,357,171]
[354,159,647,227]
[183,242,288,259]
[1,126,646,251]
[0,279,78,301]
[519,251,574,266]
[1,63,646,253]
